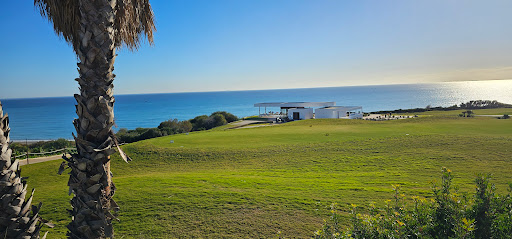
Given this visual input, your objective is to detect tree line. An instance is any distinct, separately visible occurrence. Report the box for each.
[372,100,512,114]
[115,111,238,143]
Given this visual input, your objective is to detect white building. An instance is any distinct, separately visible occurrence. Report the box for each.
[253,102,363,120]
[287,108,314,120]
[254,102,335,119]
[315,106,363,119]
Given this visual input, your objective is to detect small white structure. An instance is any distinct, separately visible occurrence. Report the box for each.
[315,106,363,119]
[288,108,314,120]
[253,102,363,121]
[254,102,335,118]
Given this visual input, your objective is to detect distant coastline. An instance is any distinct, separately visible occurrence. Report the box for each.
[2,80,512,140]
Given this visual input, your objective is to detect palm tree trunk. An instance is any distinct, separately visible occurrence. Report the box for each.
[66,0,119,238]
[0,102,47,238]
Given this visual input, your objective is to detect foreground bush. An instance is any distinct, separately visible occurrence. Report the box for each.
[315,168,512,239]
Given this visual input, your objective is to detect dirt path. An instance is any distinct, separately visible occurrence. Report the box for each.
[225,120,271,129]
[19,154,70,166]
[364,114,415,120]
[475,115,505,117]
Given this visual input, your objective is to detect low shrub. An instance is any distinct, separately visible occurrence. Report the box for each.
[116,111,238,143]
[373,100,511,114]
[211,111,238,123]
[190,112,237,131]
[314,168,512,239]
[10,138,74,157]
[459,110,474,118]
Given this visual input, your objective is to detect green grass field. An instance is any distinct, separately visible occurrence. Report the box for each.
[21,108,512,238]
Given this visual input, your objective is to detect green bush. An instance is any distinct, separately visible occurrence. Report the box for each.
[140,128,163,140]
[190,115,209,131]
[158,119,193,134]
[10,138,74,158]
[116,112,236,143]
[211,111,238,123]
[158,118,180,130]
[116,128,140,143]
[190,112,232,131]
[10,143,28,155]
[314,168,512,239]
[180,120,193,132]
[459,110,474,118]
[11,138,73,155]
[209,114,227,128]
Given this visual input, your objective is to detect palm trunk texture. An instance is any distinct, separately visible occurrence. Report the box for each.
[64,0,121,238]
[34,0,153,237]
[0,102,47,239]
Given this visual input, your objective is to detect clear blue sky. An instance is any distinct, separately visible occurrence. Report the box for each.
[1,0,511,99]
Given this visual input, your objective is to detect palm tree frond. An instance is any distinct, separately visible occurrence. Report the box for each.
[115,0,156,50]
[35,0,155,51]
[34,0,81,50]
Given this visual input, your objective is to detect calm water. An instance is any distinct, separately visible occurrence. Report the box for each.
[1,80,511,140]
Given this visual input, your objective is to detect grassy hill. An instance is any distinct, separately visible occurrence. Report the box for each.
[22,109,512,238]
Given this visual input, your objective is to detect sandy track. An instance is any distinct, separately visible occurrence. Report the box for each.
[19,154,70,166]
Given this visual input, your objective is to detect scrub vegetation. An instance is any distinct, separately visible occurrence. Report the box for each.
[10,138,73,157]
[315,168,512,238]
[21,108,512,238]
[116,111,238,143]
[372,100,512,114]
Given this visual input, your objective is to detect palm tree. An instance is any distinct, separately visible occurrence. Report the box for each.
[0,101,48,238]
[34,1,155,238]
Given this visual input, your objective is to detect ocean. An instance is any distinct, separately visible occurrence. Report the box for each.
[1,80,511,140]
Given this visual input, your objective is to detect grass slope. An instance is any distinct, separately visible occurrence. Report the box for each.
[22,109,512,238]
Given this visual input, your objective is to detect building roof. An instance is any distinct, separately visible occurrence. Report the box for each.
[319,106,362,111]
[254,102,335,108]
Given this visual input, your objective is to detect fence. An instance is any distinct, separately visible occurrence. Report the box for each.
[12,141,129,160]
[12,143,129,159]
[13,147,77,159]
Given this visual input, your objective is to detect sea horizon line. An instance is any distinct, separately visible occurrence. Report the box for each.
[2,79,511,101]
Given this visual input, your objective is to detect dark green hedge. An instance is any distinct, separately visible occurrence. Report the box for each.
[116,111,239,143]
